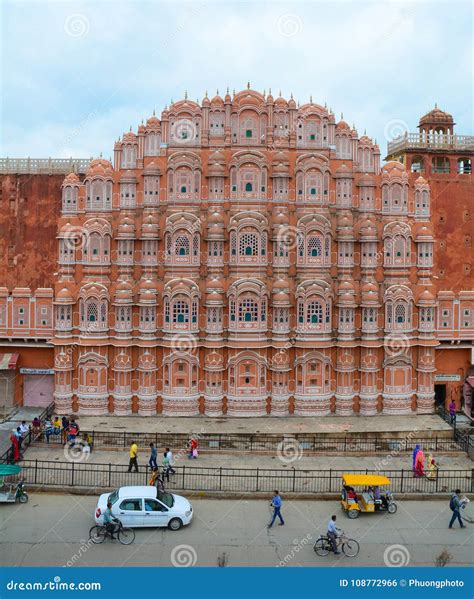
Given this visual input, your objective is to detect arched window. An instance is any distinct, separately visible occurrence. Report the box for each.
[144,175,160,203]
[417,242,433,266]
[62,186,77,212]
[87,302,97,322]
[238,297,258,322]
[175,235,190,256]
[209,111,224,136]
[432,157,450,174]
[382,182,408,214]
[336,135,351,159]
[55,305,72,332]
[457,157,472,175]
[59,239,75,264]
[411,156,424,173]
[308,237,322,257]
[115,306,132,334]
[239,233,258,256]
[385,298,411,332]
[359,148,373,171]
[164,290,199,331]
[307,301,323,324]
[120,183,136,208]
[384,234,410,267]
[240,116,257,143]
[297,231,330,266]
[297,297,331,330]
[395,303,406,324]
[145,132,160,156]
[173,300,189,323]
[415,188,430,216]
[121,145,137,168]
[362,307,377,334]
[238,167,261,198]
[359,186,375,210]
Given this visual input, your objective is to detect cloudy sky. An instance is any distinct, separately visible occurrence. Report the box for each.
[1,0,472,159]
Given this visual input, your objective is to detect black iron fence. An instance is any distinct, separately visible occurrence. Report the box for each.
[437,404,474,457]
[31,430,468,454]
[19,459,473,495]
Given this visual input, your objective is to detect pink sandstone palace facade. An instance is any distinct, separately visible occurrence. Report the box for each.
[0,88,473,417]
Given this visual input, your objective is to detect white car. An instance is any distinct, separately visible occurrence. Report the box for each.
[95,486,193,530]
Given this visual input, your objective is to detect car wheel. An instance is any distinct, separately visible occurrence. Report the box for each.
[347,509,359,519]
[168,518,183,531]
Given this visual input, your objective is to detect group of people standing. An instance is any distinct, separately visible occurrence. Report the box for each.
[9,414,93,463]
[38,415,82,446]
[412,444,438,480]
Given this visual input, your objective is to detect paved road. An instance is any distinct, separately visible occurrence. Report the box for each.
[0,494,472,567]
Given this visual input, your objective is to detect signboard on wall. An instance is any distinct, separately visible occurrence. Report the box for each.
[19,368,54,375]
[434,374,461,382]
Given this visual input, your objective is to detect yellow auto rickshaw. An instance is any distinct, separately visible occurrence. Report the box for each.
[341,474,397,519]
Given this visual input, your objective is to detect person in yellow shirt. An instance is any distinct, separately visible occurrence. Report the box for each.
[128,441,138,473]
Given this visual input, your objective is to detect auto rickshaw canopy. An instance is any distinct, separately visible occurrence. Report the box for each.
[0,464,22,477]
[342,474,391,487]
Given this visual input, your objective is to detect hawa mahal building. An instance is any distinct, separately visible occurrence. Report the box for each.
[0,88,473,418]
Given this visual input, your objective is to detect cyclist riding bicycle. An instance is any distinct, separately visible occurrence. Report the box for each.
[327,514,341,555]
[103,501,119,539]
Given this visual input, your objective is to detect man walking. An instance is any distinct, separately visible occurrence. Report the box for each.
[328,514,341,554]
[128,440,138,473]
[449,489,466,529]
[149,443,158,470]
[164,447,176,475]
[448,400,456,426]
[268,490,284,528]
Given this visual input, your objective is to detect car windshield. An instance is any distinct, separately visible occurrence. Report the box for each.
[157,490,174,508]
[108,489,119,505]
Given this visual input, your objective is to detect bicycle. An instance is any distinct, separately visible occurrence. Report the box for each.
[314,530,359,557]
[89,519,135,545]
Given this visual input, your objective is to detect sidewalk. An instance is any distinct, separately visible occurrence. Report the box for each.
[61,414,452,437]
[24,445,473,471]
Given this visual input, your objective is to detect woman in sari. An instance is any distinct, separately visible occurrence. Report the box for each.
[427,455,438,480]
[412,444,420,473]
[9,433,20,463]
[415,448,425,477]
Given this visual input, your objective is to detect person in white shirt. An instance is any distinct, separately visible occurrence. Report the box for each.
[327,515,341,554]
[19,421,29,437]
[164,448,176,475]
